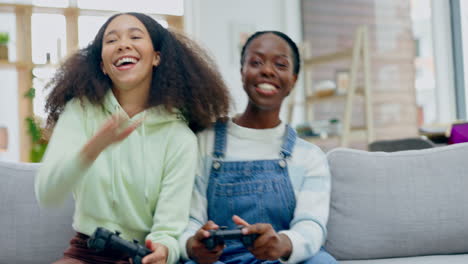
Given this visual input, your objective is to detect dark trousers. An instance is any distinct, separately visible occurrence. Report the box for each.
[53,233,130,264]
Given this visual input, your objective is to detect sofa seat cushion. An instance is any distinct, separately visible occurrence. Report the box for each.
[340,254,468,264]
[325,143,468,260]
[0,161,75,263]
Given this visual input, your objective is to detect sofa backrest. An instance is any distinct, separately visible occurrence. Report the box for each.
[0,161,75,263]
[325,143,468,260]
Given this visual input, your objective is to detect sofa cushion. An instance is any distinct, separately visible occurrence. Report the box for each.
[325,143,468,260]
[340,254,468,264]
[0,161,75,263]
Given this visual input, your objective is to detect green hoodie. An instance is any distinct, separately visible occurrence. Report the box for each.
[35,90,197,264]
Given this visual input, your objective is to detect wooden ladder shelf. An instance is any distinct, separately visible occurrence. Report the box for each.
[288,25,374,147]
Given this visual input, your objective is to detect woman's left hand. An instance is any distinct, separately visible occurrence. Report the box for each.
[232,215,292,261]
[141,240,168,264]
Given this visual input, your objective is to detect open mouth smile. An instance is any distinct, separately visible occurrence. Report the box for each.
[256,83,279,95]
[113,56,139,70]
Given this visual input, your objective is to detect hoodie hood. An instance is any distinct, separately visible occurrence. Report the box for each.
[103,89,184,205]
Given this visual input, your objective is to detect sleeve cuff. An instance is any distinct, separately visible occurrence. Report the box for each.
[178,231,193,261]
[278,230,297,264]
[278,230,321,264]
[146,235,179,264]
[179,225,197,261]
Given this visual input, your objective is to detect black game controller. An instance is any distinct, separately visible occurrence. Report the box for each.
[87,227,152,264]
[203,226,259,250]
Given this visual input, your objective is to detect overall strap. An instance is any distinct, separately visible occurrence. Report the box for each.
[280,124,297,159]
[212,120,228,159]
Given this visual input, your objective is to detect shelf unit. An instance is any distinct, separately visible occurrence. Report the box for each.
[0,3,183,162]
[289,25,374,148]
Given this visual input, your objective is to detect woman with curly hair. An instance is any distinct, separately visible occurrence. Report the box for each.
[35,12,230,264]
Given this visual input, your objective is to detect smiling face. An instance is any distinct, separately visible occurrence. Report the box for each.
[101,14,160,91]
[241,33,297,112]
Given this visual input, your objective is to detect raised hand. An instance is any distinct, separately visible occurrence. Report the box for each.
[187,221,224,264]
[81,113,143,164]
[232,215,292,261]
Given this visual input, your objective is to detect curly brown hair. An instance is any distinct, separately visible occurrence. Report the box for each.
[45,12,230,132]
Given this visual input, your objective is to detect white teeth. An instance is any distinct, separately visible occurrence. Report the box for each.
[115,57,138,66]
[257,83,276,91]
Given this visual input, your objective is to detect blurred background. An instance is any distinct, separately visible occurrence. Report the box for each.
[0,0,467,161]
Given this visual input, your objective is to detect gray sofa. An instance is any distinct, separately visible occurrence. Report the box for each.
[0,161,75,263]
[325,142,468,263]
[1,143,468,263]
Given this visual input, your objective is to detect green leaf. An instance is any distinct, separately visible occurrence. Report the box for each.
[30,142,48,163]
[24,87,36,99]
[25,117,42,143]
[0,32,9,45]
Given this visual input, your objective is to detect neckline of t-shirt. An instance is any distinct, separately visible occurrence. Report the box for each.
[227,118,285,141]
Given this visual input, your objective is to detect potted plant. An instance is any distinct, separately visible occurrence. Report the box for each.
[24,87,48,162]
[0,32,9,61]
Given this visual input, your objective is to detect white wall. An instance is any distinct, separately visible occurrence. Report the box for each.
[184,0,304,122]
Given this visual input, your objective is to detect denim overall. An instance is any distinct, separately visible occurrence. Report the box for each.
[208,120,294,263]
[203,121,337,264]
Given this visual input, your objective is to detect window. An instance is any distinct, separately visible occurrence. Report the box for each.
[31,14,66,120]
[78,15,107,48]
[77,0,183,15]
[31,14,66,64]
[33,0,68,8]
[411,0,437,125]
[459,0,468,118]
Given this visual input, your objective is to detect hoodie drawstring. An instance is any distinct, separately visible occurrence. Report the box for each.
[142,111,149,204]
[111,105,120,208]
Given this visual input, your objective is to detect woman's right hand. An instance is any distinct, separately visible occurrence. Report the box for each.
[187,221,223,264]
[81,114,142,165]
